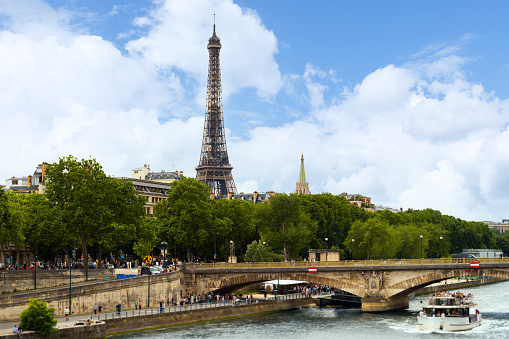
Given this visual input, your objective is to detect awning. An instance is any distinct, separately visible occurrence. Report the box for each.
[262,280,308,286]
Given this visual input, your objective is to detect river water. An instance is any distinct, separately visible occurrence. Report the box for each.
[111,281,509,339]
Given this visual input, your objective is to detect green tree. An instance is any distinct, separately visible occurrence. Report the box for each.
[133,217,161,258]
[0,188,13,265]
[297,194,355,252]
[45,156,146,262]
[154,177,212,262]
[3,192,28,266]
[19,299,57,335]
[211,199,257,260]
[256,194,317,260]
[244,240,263,262]
[345,217,395,260]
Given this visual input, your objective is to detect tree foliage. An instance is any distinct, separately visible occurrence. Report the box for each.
[154,177,212,262]
[19,299,57,335]
[44,156,146,262]
[256,194,317,260]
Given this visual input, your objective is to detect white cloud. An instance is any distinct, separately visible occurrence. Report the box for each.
[125,0,282,100]
[231,58,509,222]
[1,0,509,224]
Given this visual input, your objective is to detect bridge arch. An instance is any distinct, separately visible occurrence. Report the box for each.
[183,264,509,311]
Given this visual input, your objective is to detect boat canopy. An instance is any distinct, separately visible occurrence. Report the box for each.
[262,280,307,287]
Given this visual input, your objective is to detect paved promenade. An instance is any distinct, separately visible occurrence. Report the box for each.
[0,293,310,336]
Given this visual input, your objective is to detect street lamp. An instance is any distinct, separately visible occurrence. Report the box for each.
[212,232,218,262]
[325,238,328,261]
[333,232,337,248]
[229,240,235,263]
[420,235,423,260]
[440,236,443,258]
[34,224,39,290]
[262,241,266,262]
[351,239,355,260]
[86,221,92,282]
[172,220,177,271]
[160,242,168,269]
[69,244,77,315]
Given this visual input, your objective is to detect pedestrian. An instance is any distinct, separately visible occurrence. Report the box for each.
[134,299,138,310]
[98,304,102,314]
[64,306,70,321]
[139,299,142,310]
[160,300,164,313]
[93,303,98,315]
[13,324,22,338]
[116,302,121,315]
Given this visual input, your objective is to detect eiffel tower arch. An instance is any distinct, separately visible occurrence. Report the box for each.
[195,23,237,199]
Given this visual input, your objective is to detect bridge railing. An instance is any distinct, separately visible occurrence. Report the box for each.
[190,257,509,269]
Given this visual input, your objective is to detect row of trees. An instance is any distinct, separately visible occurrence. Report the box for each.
[1,156,507,267]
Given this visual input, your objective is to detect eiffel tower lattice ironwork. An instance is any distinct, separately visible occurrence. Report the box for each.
[196,23,237,198]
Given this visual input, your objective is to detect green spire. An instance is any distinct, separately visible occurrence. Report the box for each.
[298,153,307,185]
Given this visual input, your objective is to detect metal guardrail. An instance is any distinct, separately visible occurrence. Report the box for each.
[87,293,310,321]
[188,257,509,269]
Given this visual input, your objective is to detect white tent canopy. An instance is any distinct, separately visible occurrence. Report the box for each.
[262,280,308,287]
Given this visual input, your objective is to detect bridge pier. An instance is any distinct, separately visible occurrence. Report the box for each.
[361,295,409,312]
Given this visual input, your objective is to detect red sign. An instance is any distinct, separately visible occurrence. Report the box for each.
[470,262,479,268]
[308,267,317,273]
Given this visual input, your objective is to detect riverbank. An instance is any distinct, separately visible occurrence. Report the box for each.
[106,297,314,336]
[0,296,314,338]
[415,276,505,295]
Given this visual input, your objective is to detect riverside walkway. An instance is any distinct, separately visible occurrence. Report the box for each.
[0,293,311,336]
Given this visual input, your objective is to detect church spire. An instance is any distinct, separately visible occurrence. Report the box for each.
[295,152,310,195]
[298,153,306,185]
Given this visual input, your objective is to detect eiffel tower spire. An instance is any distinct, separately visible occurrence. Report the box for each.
[196,23,237,198]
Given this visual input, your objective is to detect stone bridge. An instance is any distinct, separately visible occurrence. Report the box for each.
[182,262,509,311]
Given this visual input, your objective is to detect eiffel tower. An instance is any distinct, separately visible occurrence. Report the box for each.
[195,23,237,198]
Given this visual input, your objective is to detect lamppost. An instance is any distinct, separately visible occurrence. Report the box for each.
[440,236,443,258]
[34,224,38,290]
[172,220,177,271]
[262,241,266,262]
[160,241,168,269]
[86,221,91,282]
[69,244,77,315]
[212,232,218,263]
[351,239,355,260]
[420,234,423,260]
[229,240,235,263]
[325,238,328,261]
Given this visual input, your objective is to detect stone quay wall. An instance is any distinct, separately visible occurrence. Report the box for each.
[0,323,106,339]
[0,269,114,293]
[105,298,314,336]
[0,273,183,321]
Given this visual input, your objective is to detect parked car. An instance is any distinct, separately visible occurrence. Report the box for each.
[140,266,161,275]
[153,266,164,273]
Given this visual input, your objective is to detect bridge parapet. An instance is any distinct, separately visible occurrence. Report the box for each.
[184,257,509,270]
[182,262,509,312]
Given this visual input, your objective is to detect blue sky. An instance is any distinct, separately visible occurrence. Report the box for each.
[1,0,509,222]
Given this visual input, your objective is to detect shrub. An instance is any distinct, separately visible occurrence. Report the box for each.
[19,299,57,335]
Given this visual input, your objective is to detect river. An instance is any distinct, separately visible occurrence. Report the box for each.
[111,281,509,338]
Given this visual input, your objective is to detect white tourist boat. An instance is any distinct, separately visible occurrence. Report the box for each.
[417,293,481,331]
